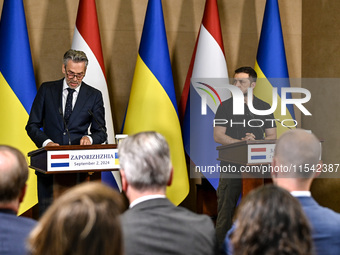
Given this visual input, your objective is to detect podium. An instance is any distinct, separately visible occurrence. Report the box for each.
[217,140,276,196]
[28,144,119,198]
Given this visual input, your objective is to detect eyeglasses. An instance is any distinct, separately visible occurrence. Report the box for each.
[66,70,84,80]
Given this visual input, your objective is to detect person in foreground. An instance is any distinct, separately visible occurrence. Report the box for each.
[119,131,217,255]
[229,185,314,255]
[26,49,107,215]
[271,129,340,255]
[27,182,123,255]
[214,66,277,247]
[0,145,36,255]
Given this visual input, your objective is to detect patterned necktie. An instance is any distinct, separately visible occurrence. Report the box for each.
[64,88,75,123]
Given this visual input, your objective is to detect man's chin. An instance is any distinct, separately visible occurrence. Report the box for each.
[68,83,80,89]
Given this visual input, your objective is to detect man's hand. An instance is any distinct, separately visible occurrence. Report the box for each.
[80,136,91,145]
[46,142,60,146]
[242,133,256,141]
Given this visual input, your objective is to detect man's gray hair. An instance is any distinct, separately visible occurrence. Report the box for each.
[274,129,321,178]
[118,131,172,191]
[63,49,88,67]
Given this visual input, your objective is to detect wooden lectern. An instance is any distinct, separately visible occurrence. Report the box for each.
[217,140,276,196]
[28,144,119,198]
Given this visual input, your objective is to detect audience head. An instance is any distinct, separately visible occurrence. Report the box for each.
[0,145,28,209]
[28,182,124,255]
[271,129,321,191]
[231,185,314,255]
[118,131,172,194]
[273,129,321,177]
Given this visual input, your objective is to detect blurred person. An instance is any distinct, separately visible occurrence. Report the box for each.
[119,131,217,255]
[272,129,340,255]
[0,145,36,255]
[27,182,123,255]
[26,49,107,215]
[214,66,277,246]
[230,184,314,255]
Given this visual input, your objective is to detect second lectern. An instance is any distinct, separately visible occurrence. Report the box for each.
[217,140,276,196]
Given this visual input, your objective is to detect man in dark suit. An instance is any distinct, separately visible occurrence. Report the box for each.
[119,131,217,255]
[26,49,107,215]
[0,145,37,255]
[272,129,340,255]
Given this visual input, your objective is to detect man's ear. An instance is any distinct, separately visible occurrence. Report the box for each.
[271,158,278,180]
[167,168,174,186]
[120,170,128,192]
[62,64,66,74]
[250,81,256,89]
[314,160,323,178]
[19,184,27,203]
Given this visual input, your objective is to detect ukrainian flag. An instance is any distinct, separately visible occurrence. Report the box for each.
[0,0,38,214]
[123,0,189,205]
[254,0,295,136]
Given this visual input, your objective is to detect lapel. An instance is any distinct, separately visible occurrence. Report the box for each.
[51,79,63,111]
[51,79,64,129]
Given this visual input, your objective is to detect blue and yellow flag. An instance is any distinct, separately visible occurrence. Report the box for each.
[0,0,38,214]
[123,0,189,205]
[254,0,295,136]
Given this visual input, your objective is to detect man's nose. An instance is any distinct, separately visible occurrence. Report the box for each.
[234,81,241,87]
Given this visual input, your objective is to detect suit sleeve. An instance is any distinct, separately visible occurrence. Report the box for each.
[25,84,50,148]
[88,90,108,144]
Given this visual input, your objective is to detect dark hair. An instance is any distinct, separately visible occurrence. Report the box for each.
[235,66,257,82]
[231,185,314,255]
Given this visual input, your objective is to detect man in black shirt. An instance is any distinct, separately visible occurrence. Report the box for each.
[214,67,277,247]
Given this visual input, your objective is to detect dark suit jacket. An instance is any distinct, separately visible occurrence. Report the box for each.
[296,196,340,255]
[0,210,37,255]
[26,79,107,147]
[121,198,217,255]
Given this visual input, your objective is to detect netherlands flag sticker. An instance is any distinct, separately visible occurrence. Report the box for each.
[50,154,70,168]
[250,147,267,160]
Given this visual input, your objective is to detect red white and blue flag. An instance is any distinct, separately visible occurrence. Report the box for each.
[71,0,120,190]
[248,144,275,163]
[180,0,229,189]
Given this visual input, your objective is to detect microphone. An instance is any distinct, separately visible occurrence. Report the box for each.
[247,110,265,140]
[88,110,108,144]
[275,119,293,130]
[59,107,71,145]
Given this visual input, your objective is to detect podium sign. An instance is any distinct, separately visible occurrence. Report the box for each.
[247,143,275,164]
[217,140,276,166]
[46,148,119,172]
[28,144,120,199]
[217,140,276,196]
[28,144,119,174]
